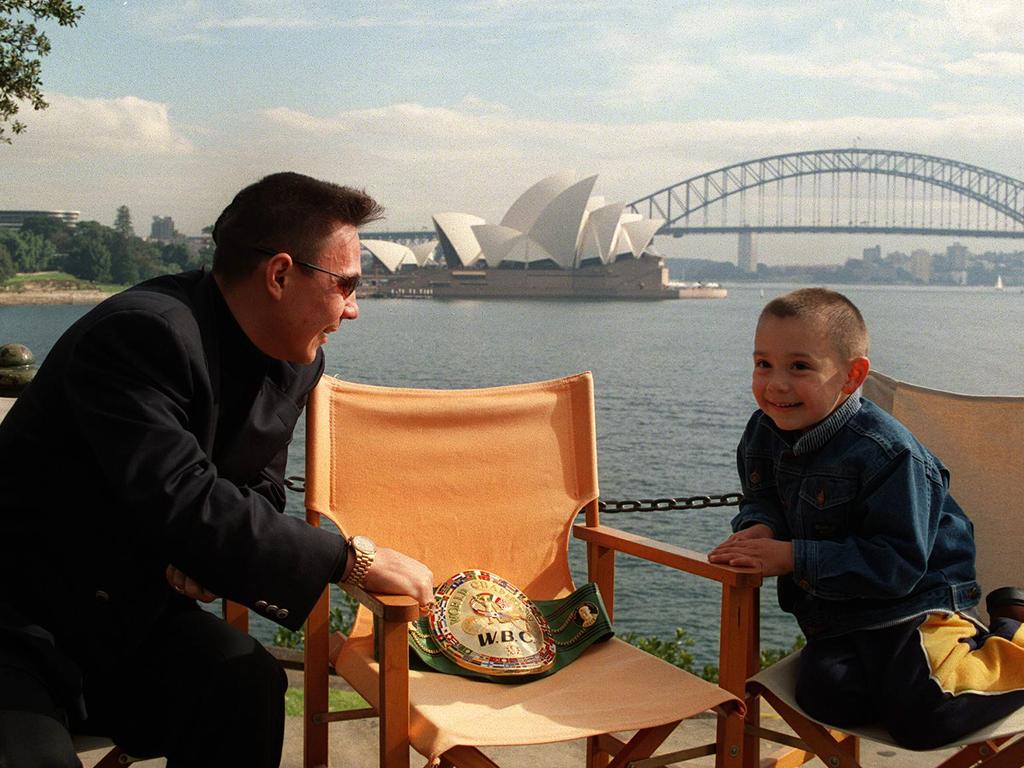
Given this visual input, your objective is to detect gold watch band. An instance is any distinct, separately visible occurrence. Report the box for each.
[343,535,376,588]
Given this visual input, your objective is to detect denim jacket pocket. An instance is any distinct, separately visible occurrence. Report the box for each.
[742,450,777,493]
[798,475,858,539]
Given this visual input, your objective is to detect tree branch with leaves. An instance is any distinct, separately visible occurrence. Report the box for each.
[0,0,84,144]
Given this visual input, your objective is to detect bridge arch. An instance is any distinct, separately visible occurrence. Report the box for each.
[629,149,1024,238]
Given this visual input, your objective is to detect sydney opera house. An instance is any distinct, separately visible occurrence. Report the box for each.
[363,173,726,300]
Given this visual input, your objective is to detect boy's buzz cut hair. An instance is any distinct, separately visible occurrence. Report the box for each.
[760,287,869,360]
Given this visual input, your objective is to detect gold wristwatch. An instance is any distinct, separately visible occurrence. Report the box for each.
[342,535,376,588]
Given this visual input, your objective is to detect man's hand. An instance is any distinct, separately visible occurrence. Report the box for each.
[355,547,435,607]
[708,524,794,577]
[165,564,219,602]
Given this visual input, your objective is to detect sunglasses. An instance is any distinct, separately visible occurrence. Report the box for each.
[252,246,360,297]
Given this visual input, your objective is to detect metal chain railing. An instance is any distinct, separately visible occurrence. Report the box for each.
[286,475,742,513]
[597,493,743,514]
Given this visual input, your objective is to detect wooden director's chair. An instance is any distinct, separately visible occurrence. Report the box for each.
[745,371,1024,768]
[300,372,760,768]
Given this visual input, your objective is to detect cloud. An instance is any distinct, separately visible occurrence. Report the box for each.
[248,101,1024,228]
[944,51,1024,77]
[940,0,1024,48]
[7,94,1022,236]
[11,92,192,159]
[742,54,938,93]
[603,58,722,106]
[259,106,345,137]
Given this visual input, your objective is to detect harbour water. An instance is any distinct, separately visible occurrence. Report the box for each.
[1,284,1020,668]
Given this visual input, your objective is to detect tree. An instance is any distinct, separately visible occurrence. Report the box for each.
[0,1,85,144]
[114,205,134,237]
[65,222,111,282]
[20,214,72,254]
[0,242,14,281]
[0,227,57,271]
[195,224,215,268]
[130,238,174,281]
[109,233,138,285]
[160,242,191,270]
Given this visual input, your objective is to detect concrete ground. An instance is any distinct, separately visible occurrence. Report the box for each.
[77,667,960,768]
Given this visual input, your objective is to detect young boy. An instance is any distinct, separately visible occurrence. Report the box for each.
[709,287,1024,749]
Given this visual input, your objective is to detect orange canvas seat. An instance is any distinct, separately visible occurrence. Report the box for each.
[302,372,748,768]
[746,371,1024,768]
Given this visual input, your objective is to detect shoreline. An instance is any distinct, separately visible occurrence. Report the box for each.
[0,290,116,306]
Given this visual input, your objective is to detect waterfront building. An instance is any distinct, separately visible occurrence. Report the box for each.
[431,173,665,270]
[911,249,932,283]
[150,215,176,242]
[947,242,970,270]
[382,173,724,300]
[0,210,80,229]
[863,244,882,264]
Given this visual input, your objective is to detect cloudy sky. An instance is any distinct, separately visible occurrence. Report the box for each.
[2,0,1023,264]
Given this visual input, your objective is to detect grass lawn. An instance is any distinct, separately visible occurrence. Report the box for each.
[2,272,124,292]
[284,688,369,717]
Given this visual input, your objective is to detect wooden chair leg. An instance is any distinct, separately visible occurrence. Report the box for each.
[304,586,331,768]
[717,584,759,768]
[606,721,680,768]
[587,735,612,767]
[92,747,127,768]
[756,688,863,768]
[377,614,411,768]
[440,745,500,767]
[976,736,1024,768]
[222,599,249,633]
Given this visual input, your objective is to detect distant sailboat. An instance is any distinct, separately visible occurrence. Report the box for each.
[996,274,1004,290]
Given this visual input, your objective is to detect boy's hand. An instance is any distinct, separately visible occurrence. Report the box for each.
[708,525,795,576]
[716,523,774,544]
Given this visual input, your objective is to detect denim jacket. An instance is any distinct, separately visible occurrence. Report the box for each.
[732,395,980,640]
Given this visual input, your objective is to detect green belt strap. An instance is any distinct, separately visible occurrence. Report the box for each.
[407,582,614,684]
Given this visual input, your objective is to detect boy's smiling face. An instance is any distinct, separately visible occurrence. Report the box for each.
[752,314,865,433]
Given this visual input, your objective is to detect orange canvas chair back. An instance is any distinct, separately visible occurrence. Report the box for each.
[863,371,1024,621]
[304,372,599,600]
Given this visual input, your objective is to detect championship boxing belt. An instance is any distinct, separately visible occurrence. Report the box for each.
[407,570,613,683]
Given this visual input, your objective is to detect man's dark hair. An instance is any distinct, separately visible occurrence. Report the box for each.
[760,287,869,359]
[211,172,384,283]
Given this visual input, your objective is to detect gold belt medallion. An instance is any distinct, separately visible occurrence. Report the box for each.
[427,570,556,676]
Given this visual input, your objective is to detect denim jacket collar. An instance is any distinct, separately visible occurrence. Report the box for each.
[792,394,862,456]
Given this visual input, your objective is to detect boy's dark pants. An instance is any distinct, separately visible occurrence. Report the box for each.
[0,604,286,768]
[796,614,1024,750]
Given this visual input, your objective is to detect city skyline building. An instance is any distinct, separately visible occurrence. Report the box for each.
[150,215,176,242]
[911,248,932,283]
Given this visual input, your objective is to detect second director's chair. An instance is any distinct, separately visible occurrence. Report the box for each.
[302,372,752,768]
[746,371,1024,768]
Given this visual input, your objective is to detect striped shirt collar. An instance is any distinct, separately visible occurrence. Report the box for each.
[792,393,862,456]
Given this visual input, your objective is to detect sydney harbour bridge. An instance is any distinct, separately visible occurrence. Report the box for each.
[627,148,1024,241]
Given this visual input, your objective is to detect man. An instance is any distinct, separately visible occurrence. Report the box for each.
[0,172,434,767]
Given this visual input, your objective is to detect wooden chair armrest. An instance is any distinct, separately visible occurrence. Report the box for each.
[573,523,763,589]
[337,584,421,623]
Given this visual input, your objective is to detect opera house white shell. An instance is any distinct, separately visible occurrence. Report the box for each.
[362,239,439,274]
[431,173,665,270]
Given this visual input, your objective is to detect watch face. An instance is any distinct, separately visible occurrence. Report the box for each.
[351,535,376,554]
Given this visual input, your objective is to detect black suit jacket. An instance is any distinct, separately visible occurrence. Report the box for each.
[0,271,345,674]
